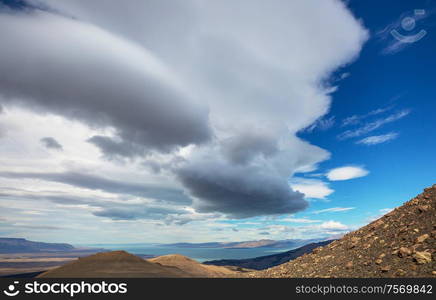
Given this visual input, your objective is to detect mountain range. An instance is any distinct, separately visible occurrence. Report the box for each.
[0,238,75,253]
[204,240,334,270]
[164,238,324,249]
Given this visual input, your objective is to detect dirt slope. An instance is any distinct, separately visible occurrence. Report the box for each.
[250,185,436,278]
[37,251,190,278]
[149,254,243,277]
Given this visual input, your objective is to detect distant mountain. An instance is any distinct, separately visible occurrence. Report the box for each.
[204,240,334,270]
[250,185,436,278]
[223,239,276,248]
[0,238,75,253]
[164,238,322,249]
[164,242,225,248]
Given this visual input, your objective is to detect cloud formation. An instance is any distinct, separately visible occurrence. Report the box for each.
[0,0,368,224]
[260,220,350,237]
[40,137,63,151]
[290,178,334,200]
[176,160,308,218]
[0,10,212,155]
[0,171,192,204]
[341,105,394,127]
[0,190,199,225]
[326,166,369,181]
[356,132,399,145]
[304,116,336,132]
[312,207,355,214]
[338,110,409,140]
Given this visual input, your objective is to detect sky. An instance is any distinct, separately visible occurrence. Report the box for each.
[0,0,435,244]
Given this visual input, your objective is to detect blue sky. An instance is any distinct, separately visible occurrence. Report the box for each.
[0,0,434,244]
[220,0,436,238]
[293,0,436,227]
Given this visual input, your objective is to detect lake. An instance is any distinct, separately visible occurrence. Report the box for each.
[79,243,292,262]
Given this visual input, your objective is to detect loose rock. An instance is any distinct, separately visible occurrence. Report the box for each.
[413,251,432,264]
[381,266,391,272]
[416,234,429,243]
[398,247,412,257]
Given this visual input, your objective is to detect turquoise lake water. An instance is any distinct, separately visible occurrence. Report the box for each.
[80,243,292,262]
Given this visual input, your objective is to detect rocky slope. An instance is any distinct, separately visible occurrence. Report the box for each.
[250,185,436,278]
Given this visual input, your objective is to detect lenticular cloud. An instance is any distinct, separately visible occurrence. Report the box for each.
[0,0,368,218]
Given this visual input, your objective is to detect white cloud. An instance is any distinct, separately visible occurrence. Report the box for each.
[281,217,321,223]
[341,105,394,127]
[304,116,336,132]
[319,220,348,230]
[338,109,409,140]
[312,207,355,214]
[290,178,334,199]
[338,72,350,80]
[326,166,369,181]
[379,208,393,214]
[365,207,393,223]
[0,0,369,242]
[260,220,350,239]
[356,132,399,145]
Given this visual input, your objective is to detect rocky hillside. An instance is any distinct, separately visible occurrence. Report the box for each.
[250,185,436,278]
[204,240,333,270]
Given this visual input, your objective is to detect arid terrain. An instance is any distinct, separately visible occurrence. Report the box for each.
[0,250,106,276]
[249,185,436,278]
[149,254,250,277]
[37,251,245,278]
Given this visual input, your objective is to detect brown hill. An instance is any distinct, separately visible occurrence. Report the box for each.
[37,251,191,278]
[250,185,436,278]
[149,254,244,277]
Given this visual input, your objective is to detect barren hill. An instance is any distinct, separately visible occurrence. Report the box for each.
[149,254,244,277]
[37,251,191,278]
[250,185,436,278]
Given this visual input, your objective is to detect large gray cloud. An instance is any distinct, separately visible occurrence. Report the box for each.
[40,137,63,150]
[176,161,307,218]
[0,0,368,221]
[0,171,192,205]
[220,130,279,165]
[92,206,186,221]
[0,9,211,155]
[0,191,191,223]
[87,135,149,160]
